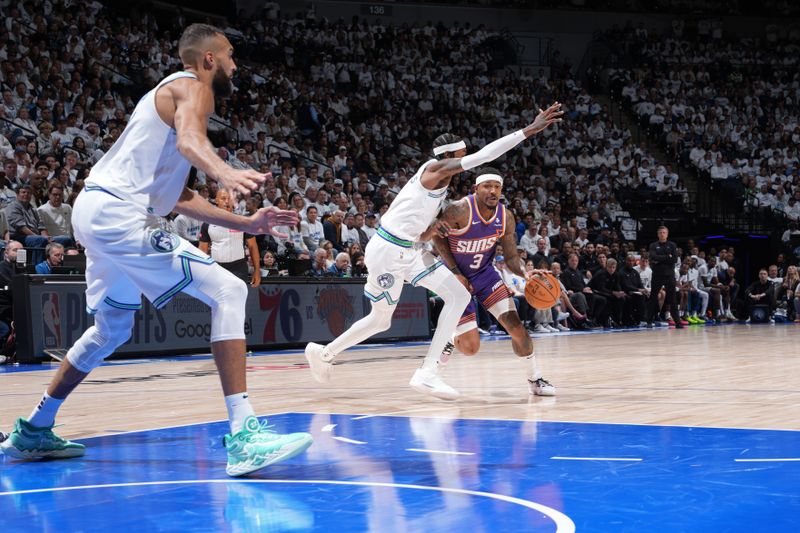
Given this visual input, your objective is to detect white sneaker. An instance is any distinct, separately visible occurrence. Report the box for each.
[0,355,7,365]
[528,377,556,396]
[304,342,334,383]
[409,367,460,400]
[556,311,570,321]
[545,324,560,333]
[556,324,570,332]
[533,324,550,333]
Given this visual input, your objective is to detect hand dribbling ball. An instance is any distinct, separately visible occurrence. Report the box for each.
[525,272,562,309]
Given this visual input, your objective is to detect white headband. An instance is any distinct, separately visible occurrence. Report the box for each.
[475,173,503,186]
[433,140,466,155]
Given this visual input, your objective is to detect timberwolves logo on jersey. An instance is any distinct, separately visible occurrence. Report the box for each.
[150,228,179,253]
[377,273,395,289]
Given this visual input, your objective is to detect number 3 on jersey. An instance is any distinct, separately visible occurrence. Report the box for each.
[469,254,484,270]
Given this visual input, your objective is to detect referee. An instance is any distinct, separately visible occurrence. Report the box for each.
[646,226,683,328]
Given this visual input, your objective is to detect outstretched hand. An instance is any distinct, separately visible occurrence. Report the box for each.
[525,102,564,135]
[246,206,300,239]
[219,169,270,199]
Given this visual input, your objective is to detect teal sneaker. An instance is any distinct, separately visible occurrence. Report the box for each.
[0,417,85,459]
[224,416,313,477]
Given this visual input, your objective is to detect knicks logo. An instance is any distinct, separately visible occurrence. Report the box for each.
[454,236,498,254]
[41,292,62,348]
[316,287,355,336]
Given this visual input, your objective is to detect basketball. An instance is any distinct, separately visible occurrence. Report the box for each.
[525,272,562,309]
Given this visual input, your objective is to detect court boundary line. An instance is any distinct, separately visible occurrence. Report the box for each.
[288,410,800,433]
[0,478,575,532]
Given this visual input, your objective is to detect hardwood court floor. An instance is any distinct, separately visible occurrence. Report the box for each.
[2,324,799,439]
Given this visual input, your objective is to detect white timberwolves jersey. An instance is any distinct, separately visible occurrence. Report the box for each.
[87,72,197,216]
[378,159,448,241]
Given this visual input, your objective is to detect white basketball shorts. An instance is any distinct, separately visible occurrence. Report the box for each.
[73,185,216,314]
[363,227,453,305]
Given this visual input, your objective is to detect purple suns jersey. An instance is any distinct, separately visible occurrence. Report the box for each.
[447,195,506,278]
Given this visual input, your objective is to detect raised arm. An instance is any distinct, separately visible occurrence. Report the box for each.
[163,78,266,196]
[420,102,563,189]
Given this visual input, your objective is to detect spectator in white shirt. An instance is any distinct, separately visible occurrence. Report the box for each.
[301,205,324,251]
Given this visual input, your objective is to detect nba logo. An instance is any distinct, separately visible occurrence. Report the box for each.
[42,293,62,348]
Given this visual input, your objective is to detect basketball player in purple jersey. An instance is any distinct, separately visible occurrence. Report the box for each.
[432,167,556,396]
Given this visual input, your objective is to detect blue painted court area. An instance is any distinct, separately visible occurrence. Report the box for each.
[2,413,798,532]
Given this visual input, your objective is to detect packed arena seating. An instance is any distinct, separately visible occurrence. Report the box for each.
[605,22,800,225]
[1,0,797,358]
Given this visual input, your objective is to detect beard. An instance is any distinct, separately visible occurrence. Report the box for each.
[212,68,233,98]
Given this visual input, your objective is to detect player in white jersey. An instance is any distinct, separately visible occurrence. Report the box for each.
[1,24,313,476]
[305,103,563,399]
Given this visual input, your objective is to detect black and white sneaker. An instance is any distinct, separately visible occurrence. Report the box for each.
[528,377,556,396]
[0,430,8,443]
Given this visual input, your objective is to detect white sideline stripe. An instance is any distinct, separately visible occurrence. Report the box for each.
[406,448,475,456]
[551,456,642,462]
[734,458,800,463]
[0,479,575,532]
[332,436,366,445]
[321,424,337,433]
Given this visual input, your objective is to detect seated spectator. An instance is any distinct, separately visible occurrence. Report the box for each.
[618,253,647,326]
[744,268,775,322]
[311,248,329,277]
[560,252,604,328]
[775,265,799,321]
[323,210,343,252]
[0,241,22,348]
[37,185,73,242]
[35,243,65,274]
[260,250,280,278]
[5,185,72,265]
[588,257,623,327]
[327,252,351,277]
[530,237,552,268]
[301,206,324,252]
[351,252,367,277]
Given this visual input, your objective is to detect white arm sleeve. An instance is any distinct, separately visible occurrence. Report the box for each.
[460,130,526,170]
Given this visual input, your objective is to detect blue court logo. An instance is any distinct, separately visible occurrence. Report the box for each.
[150,229,179,253]
[377,273,395,289]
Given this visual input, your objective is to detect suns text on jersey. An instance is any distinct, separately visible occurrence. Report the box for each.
[453,236,498,254]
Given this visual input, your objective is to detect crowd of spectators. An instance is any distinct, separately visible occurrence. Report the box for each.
[1,0,797,364]
[605,20,800,223]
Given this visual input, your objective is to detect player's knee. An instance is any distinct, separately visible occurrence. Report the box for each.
[447,281,471,308]
[214,274,248,310]
[67,309,135,372]
[210,275,248,342]
[368,304,394,332]
[95,309,135,347]
[458,338,480,356]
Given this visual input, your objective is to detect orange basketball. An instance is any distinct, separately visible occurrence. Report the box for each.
[525,272,562,309]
